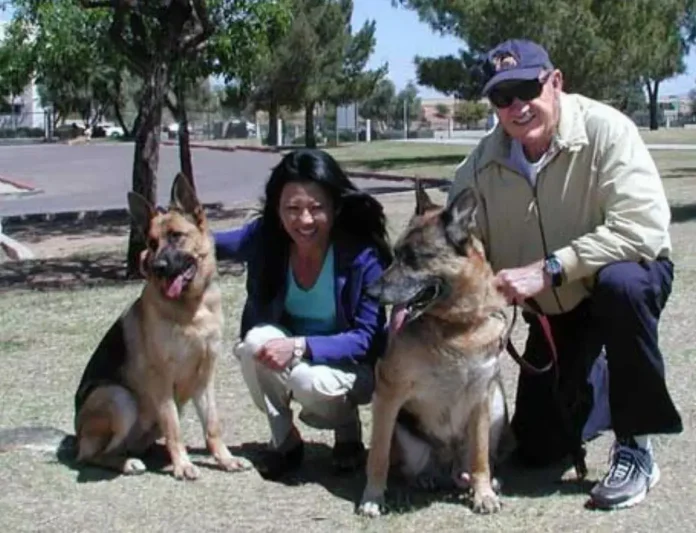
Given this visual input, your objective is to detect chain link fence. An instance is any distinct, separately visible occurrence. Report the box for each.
[0,111,49,139]
[3,96,693,145]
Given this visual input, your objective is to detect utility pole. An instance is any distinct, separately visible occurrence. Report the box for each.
[403,98,407,140]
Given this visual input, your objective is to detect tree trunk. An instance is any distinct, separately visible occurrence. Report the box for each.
[646,79,660,131]
[304,101,316,148]
[126,63,167,278]
[267,99,279,146]
[113,100,132,138]
[175,83,195,189]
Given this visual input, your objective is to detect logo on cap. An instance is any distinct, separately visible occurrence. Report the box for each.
[492,53,518,72]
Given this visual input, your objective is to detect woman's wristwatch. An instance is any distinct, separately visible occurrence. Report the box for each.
[289,337,306,369]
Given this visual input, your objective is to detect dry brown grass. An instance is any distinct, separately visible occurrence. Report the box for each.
[1,159,695,533]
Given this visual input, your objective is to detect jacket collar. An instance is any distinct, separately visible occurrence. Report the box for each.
[476,92,589,171]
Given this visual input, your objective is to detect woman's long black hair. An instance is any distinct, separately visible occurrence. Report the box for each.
[257,148,393,304]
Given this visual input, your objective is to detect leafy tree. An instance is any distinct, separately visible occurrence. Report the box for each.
[434,102,450,119]
[239,0,384,147]
[5,1,128,129]
[414,49,483,100]
[393,0,696,129]
[393,0,617,96]
[394,80,421,130]
[34,2,116,127]
[606,81,648,116]
[68,0,216,276]
[453,100,487,128]
[168,0,290,183]
[0,19,35,102]
[606,1,696,129]
[310,8,386,147]
[359,78,396,130]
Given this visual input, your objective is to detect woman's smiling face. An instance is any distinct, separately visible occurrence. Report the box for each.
[278,181,335,250]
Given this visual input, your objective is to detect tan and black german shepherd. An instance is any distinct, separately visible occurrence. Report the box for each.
[358,182,513,517]
[70,173,247,479]
[0,174,246,480]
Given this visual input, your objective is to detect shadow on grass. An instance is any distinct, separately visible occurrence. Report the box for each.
[495,459,595,498]
[230,440,366,507]
[0,252,245,292]
[341,154,465,172]
[671,202,696,224]
[52,438,269,484]
[662,167,696,179]
[371,461,593,517]
[4,205,255,244]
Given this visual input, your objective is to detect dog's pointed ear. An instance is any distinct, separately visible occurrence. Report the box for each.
[170,172,206,227]
[127,191,155,239]
[442,186,478,251]
[170,172,199,214]
[414,179,438,216]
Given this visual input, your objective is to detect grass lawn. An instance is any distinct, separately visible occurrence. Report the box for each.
[323,140,696,183]
[1,148,696,532]
[639,127,696,145]
[325,141,472,179]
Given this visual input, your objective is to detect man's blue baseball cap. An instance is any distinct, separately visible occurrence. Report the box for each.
[481,39,554,96]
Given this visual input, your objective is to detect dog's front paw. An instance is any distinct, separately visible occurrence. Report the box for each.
[219,456,253,472]
[122,458,147,475]
[357,488,385,518]
[173,461,200,481]
[471,488,502,514]
[357,499,384,518]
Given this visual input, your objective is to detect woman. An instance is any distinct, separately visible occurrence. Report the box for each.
[214,148,392,480]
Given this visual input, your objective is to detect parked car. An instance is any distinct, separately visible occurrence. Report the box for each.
[85,122,124,138]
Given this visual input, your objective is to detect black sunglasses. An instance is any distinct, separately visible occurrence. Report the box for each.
[488,77,548,109]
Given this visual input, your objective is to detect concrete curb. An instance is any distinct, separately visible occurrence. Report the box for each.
[162,140,281,154]
[234,144,281,153]
[344,170,451,188]
[0,175,38,192]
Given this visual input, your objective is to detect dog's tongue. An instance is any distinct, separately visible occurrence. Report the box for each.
[165,274,185,299]
[389,305,409,335]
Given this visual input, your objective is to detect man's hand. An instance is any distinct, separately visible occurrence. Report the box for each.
[256,338,297,371]
[494,260,551,304]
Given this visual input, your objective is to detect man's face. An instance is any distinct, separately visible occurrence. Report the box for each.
[489,69,563,155]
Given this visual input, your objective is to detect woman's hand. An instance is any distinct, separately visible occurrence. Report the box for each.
[256,338,298,371]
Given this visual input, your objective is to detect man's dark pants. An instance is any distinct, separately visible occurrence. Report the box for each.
[511,258,683,467]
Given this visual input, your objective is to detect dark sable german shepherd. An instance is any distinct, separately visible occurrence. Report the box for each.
[0,174,246,480]
[358,182,513,517]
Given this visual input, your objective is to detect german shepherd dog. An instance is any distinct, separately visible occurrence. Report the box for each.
[358,182,512,517]
[71,174,246,479]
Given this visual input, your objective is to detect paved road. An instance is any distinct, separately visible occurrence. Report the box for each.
[0,143,277,217]
[0,143,417,217]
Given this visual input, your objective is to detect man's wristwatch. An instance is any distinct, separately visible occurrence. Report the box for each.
[543,254,564,288]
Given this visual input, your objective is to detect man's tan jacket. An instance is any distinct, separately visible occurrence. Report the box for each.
[448,92,672,314]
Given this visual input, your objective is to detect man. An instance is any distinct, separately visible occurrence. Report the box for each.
[448,38,683,510]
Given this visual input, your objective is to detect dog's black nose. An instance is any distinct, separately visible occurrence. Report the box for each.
[151,257,169,277]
